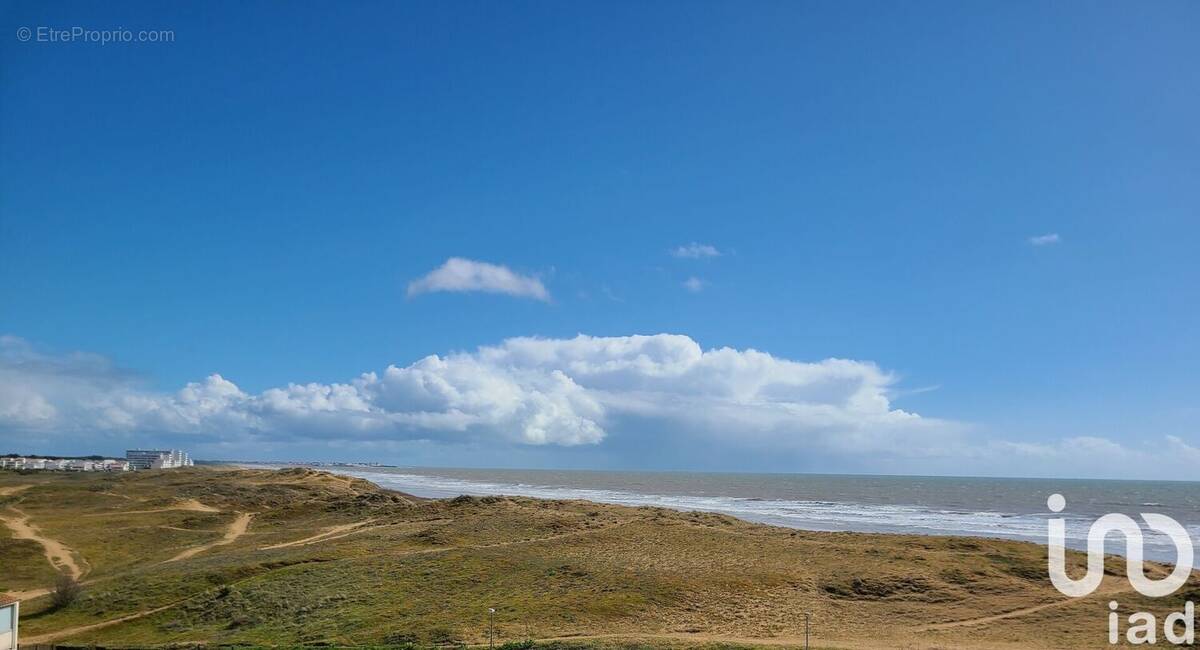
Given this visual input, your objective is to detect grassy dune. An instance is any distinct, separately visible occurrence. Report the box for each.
[1,468,1195,649]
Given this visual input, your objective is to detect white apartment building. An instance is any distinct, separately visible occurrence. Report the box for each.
[125,449,193,470]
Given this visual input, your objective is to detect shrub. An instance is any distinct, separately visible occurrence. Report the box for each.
[424,626,462,645]
[382,631,420,645]
[51,573,83,609]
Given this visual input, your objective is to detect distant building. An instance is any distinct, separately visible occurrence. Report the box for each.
[99,459,131,471]
[0,456,130,472]
[125,449,193,470]
[0,457,47,470]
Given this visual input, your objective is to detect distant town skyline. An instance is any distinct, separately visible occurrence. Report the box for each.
[1,2,1197,479]
[0,449,192,472]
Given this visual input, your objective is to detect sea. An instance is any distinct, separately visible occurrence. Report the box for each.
[248,464,1200,563]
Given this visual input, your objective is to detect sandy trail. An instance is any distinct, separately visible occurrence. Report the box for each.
[258,513,613,553]
[3,586,52,600]
[85,498,220,516]
[21,601,182,644]
[538,631,1045,650]
[260,519,376,550]
[2,482,102,601]
[0,506,85,580]
[920,596,1101,632]
[918,575,1131,631]
[5,573,121,603]
[384,518,640,561]
[164,512,253,562]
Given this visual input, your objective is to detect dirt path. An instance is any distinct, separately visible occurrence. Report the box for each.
[918,575,1131,631]
[0,485,31,497]
[85,498,220,516]
[919,597,1091,632]
[539,631,828,647]
[536,630,1048,650]
[0,506,85,580]
[477,519,639,550]
[164,512,253,562]
[21,600,182,644]
[5,573,122,604]
[259,515,630,554]
[3,586,51,600]
[260,519,376,550]
[391,518,640,560]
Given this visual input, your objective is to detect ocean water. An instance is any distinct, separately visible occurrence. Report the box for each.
[257,465,1200,563]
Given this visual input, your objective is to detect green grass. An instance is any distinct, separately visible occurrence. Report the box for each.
[2,468,1194,649]
[0,535,58,592]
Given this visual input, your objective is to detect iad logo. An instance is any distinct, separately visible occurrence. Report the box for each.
[1046,493,1196,645]
[1047,493,1194,598]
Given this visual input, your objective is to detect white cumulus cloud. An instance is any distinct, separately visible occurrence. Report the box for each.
[682,277,705,293]
[671,243,721,259]
[1029,233,1061,246]
[407,258,549,301]
[0,334,942,455]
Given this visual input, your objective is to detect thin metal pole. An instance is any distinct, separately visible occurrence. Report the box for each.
[489,608,495,649]
[805,611,810,650]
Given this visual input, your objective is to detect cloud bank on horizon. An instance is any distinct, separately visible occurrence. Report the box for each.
[1,333,1195,479]
[0,333,922,449]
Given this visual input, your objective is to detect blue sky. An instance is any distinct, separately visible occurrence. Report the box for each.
[1,1,1197,478]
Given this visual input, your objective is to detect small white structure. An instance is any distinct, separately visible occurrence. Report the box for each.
[0,597,18,650]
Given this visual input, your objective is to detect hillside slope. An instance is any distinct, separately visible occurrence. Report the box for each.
[1,468,1194,649]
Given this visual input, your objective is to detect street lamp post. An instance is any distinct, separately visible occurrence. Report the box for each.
[804,611,810,650]
[488,608,496,649]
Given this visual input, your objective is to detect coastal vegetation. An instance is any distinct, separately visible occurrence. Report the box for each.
[1,468,1194,648]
